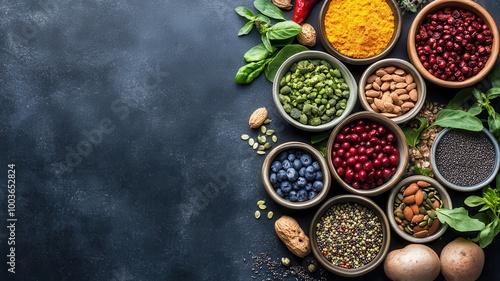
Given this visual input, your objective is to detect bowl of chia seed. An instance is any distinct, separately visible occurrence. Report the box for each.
[430,128,500,192]
[309,194,391,277]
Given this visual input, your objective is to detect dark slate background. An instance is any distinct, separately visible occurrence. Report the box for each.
[0,0,499,280]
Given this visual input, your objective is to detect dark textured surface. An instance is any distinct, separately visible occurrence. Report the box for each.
[0,0,499,280]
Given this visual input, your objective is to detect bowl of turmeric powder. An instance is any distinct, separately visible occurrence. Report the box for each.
[318,0,402,65]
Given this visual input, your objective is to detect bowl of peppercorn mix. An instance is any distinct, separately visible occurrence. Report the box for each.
[310,194,391,277]
[407,0,499,88]
[318,0,402,65]
[430,128,500,192]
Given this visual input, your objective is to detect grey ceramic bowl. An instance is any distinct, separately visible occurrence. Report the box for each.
[272,50,357,132]
[310,194,391,277]
[326,111,409,196]
[430,128,500,192]
[261,141,331,210]
[387,175,451,243]
[318,0,402,65]
[358,58,427,124]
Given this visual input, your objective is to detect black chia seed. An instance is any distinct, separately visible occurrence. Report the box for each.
[434,129,496,186]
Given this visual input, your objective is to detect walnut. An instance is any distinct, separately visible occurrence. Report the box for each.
[272,0,292,10]
[297,23,316,47]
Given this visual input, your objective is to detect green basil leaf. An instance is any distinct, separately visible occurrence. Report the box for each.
[238,21,255,36]
[472,88,484,103]
[432,109,483,131]
[472,212,490,224]
[447,88,473,110]
[486,87,500,100]
[311,131,331,144]
[235,6,256,20]
[467,102,483,116]
[479,220,498,248]
[488,112,500,139]
[436,207,485,232]
[265,44,308,82]
[254,0,285,20]
[402,117,427,147]
[255,14,271,25]
[492,66,500,88]
[234,60,269,84]
[261,33,273,52]
[244,43,274,62]
[414,166,432,177]
[465,195,485,207]
[267,21,302,40]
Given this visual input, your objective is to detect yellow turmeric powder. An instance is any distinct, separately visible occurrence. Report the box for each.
[324,0,395,58]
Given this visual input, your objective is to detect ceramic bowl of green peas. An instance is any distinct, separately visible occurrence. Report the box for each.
[272,50,358,132]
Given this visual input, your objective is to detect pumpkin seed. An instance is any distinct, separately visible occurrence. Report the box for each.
[253,142,258,150]
[260,126,267,134]
[248,138,255,146]
[267,211,273,219]
[258,204,267,210]
[272,135,278,142]
[259,135,267,144]
[264,142,271,149]
[264,118,272,124]
[241,134,250,140]
[257,200,265,206]
[258,145,265,151]
[255,210,261,219]
[265,129,275,136]
[257,151,266,155]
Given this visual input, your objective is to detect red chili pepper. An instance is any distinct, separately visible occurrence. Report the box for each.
[292,0,322,24]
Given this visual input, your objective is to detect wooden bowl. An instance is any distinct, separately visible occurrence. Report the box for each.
[407,0,499,88]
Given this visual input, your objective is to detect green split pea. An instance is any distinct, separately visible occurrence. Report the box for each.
[279,59,350,126]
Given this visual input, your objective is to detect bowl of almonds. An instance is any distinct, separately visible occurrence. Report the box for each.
[387,175,452,243]
[358,58,426,124]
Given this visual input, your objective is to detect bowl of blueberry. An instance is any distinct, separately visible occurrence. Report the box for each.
[261,141,332,209]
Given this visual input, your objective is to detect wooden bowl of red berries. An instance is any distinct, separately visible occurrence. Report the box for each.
[326,111,409,196]
[407,0,499,88]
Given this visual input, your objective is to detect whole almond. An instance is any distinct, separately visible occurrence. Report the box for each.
[413,229,429,238]
[366,89,381,98]
[403,183,419,196]
[249,107,268,129]
[412,214,425,223]
[394,68,406,76]
[392,75,406,83]
[367,74,378,83]
[374,98,385,111]
[376,68,388,76]
[381,81,391,91]
[399,94,410,101]
[405,73,414,84]
[384,102,395,112]
[384,66,396,73]
[409,89,418,101]
[396,82,407,89]
[404,206,413,221]
[415,190,424,205]
[410,204,420,215]
[416,180,431,187]
[381,74,393,81]
[406,82,417,91]
[403,195,416,205]
[427,220,441,235]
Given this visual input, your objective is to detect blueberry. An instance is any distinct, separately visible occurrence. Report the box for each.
[286,168,299,181]
[305,182,313,191]
[271,161,282,173]
[292,159,302,170]
[270,173,278,185]
[280,181,292,193]
[292,181,300,191]
[312,181,324,192]
[297,189,308,202]
[276,188,284,198]
[287,153,297,162]
[308,191,318,200]
[289,190,298,202]
[282,159,292,170]
[315,171,323,181]
[277,151,288,162]
[277,170,287,182]
[295,150,304,158]
[300,153,312,166]
[312,161,321,171]
[305,169,316,181]
[306,165,315,174]
[297,177,307,188]
[299,167,306,177]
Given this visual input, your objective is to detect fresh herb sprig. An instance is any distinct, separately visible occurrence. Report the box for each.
[429,67,500,140]
[235,0,307,84]
[436,174,500,248]
[398,0,427,13]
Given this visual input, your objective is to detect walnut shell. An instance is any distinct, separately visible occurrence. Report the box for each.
[297,23,316,47]
[248,107,268,129]
[274,215,311,258]
[272,0,292,10]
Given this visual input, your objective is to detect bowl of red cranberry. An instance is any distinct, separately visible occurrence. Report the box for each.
[407,0,499,88]
[326,112,409,196]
